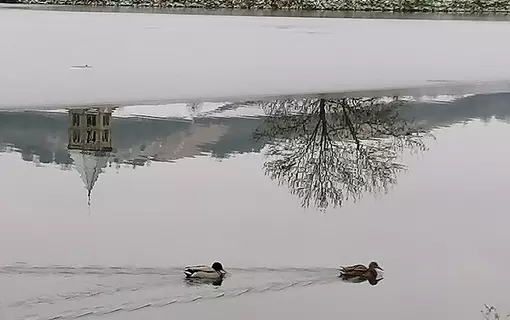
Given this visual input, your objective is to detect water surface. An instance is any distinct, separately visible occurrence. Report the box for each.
[1,94,509,319]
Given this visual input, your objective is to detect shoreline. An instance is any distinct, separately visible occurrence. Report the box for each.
[4,1,510,13]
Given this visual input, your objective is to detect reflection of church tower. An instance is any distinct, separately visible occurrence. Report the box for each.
[67,107,115,206]
[69,150,110,206]
[68,108,113,152]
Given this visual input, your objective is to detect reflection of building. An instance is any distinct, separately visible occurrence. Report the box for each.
[67,107,115,207]
[69,150,110,206]
[1,109,265,169]
[68,108,113,152]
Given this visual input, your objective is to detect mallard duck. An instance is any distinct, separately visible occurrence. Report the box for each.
[184,262,227,280]
[339,261,383,278]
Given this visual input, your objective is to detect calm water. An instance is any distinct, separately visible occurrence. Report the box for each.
[1,94,510,320]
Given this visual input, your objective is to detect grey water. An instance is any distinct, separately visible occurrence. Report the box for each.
[0,94,509,320]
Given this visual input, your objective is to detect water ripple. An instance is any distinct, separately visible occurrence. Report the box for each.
[2,263,340,320]
[28,277,336,320]
[1,264,333,277]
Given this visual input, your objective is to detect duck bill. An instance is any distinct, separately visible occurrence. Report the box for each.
[219,269,227,275]
[376,266,384,271]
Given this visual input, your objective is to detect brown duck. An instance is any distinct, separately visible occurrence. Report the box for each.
[339,261,383,285]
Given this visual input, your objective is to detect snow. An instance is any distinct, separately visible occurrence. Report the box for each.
[33,93,471,121]
[1,9,510,110]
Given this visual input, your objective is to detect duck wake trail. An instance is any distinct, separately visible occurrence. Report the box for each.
[0,263,340,320]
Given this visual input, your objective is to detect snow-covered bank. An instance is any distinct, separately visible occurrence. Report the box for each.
[11,0,510,12]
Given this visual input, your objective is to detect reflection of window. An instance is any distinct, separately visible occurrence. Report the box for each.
[86,130,97,143]
[72,114,80,126]
[72,130,80,143]
[86,115,97,127]
[102,130,109,142]
[103,115,110,126]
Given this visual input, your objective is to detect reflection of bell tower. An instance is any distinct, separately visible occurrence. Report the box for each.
[67,107,115,207]
[68,107,113,152]
[69,150,110,207]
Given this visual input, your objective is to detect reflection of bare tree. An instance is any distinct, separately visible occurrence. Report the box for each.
[482,305,509,320]
[254,97,430,210]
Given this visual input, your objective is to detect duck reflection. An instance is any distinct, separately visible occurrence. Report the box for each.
[184,277,224,287]
[253,97,431,210]
[340,274,383,286]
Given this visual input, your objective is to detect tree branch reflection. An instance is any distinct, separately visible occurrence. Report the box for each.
[482,305,510,320]
[254,97,431,210]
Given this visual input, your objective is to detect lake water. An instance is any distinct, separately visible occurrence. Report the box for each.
[1,94,509,320]
[3,6,510,109]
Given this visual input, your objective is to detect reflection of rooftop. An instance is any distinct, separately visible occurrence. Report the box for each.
[69,150,110,206]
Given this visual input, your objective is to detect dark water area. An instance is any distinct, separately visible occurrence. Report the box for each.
[1,94,509,320]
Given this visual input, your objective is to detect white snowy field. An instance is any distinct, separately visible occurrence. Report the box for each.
[1,8,510,110]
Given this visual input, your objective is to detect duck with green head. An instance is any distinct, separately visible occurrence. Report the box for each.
[184,262,227,281]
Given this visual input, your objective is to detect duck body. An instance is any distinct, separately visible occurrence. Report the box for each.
[184,262,226,280]
[339,261,383,277]
[339,261,383,285]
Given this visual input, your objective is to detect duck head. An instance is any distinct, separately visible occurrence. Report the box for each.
[211,262,226,274]
[368,261,383,271]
